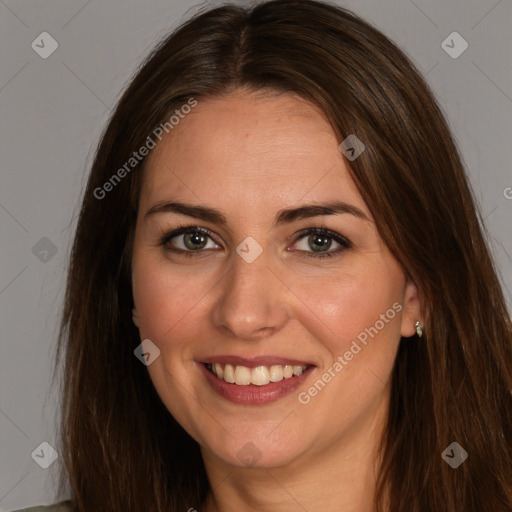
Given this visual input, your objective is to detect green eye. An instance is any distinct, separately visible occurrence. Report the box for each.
[158,225,352,260]
[292,228,352,259]
[159,226,218,258]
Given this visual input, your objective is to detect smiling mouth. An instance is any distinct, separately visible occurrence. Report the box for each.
[204,362,310,386]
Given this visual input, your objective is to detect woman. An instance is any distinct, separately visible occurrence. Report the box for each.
[14,0,512,511]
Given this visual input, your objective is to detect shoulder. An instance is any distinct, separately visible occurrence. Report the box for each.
[9,500,74,512]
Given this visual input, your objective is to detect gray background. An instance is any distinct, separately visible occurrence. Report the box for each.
[1,0,510,509]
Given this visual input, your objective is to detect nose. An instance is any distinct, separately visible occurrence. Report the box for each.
[211,246,290,341]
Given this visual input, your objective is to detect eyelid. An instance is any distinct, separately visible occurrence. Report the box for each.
[156,225,219,247]
[157,224,352,258]
[294,225,351,246]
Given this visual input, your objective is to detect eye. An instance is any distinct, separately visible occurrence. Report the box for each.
[157,225,352,260]
[291,227,352,259]
[157,225,219,258]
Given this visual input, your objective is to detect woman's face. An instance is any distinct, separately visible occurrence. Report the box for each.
[131,89,420,470]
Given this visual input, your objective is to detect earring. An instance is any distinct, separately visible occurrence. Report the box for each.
[415,321,423,338]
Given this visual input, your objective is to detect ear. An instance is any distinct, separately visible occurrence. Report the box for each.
[132,307,140,328]
[400,278,422,338]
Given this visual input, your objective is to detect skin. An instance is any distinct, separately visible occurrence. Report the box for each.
[131,88,421,512]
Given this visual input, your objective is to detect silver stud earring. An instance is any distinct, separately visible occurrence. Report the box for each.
[415,321,423,338]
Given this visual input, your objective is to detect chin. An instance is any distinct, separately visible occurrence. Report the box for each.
[202,430,311,470]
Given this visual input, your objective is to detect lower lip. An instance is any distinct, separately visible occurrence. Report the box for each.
[197,362,314,405]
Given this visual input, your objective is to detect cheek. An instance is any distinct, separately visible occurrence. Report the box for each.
[290,264,404,423]
[132,252,209,341]
[289,259,405,377]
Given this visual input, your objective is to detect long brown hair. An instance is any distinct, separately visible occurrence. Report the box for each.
[54,1,512,510]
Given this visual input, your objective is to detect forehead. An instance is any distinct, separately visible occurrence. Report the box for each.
[140,90,368,217]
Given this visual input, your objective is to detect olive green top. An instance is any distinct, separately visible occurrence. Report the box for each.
[10,500,74,512]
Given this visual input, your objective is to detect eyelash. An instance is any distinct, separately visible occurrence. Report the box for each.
[156,223,352,260]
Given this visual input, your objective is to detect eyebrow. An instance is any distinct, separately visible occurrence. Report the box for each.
[144,200,370,227]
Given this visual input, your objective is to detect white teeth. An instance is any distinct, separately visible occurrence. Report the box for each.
[251,366,270,386]
[269,365,284,382]
[293,365,304,376]
[283,365,293,378]
[234,365,251,385]
[208,363,308,386]
[223,364,235,383]
[214,363,223,379]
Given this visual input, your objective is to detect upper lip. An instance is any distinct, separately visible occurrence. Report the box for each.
[200,355,314,368]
